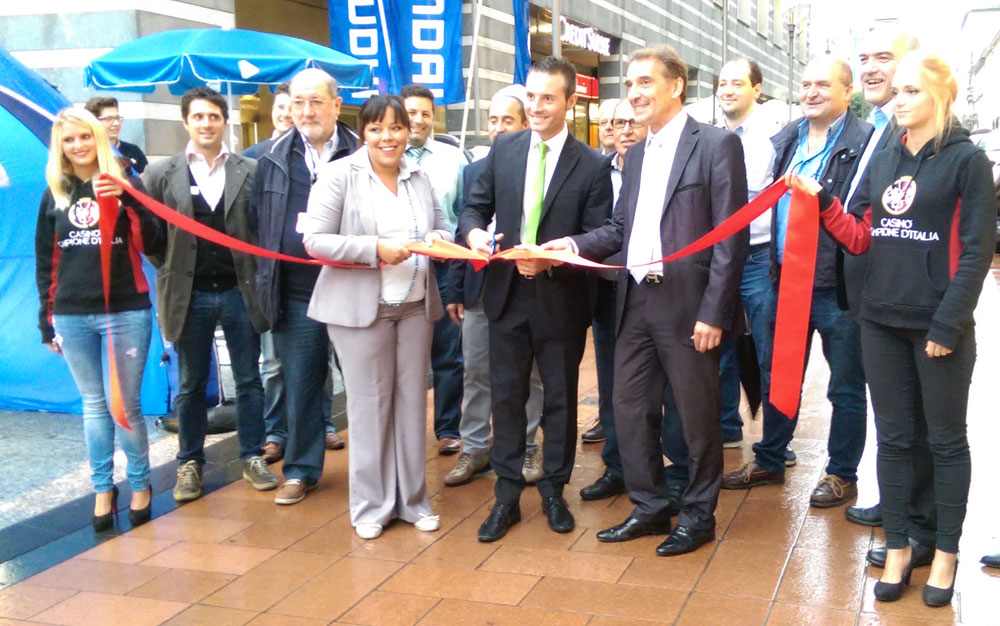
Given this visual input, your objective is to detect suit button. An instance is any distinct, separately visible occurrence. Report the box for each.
[186,271,193,277]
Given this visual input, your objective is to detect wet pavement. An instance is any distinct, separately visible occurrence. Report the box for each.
[1,266,999,624]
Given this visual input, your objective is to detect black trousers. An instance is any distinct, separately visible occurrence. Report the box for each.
[860,319,974,554]
[488,276,587,504]
[614,280,722,529]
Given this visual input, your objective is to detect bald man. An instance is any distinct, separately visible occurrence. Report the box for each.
[722,57,874,510]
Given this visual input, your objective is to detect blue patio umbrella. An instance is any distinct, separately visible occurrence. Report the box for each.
[84,28,373,95]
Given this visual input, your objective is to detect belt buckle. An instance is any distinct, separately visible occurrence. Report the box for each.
[644,274,662,284]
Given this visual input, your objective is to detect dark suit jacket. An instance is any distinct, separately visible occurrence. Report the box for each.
[143,152,265,342]
[458,129,612,338]
[571,115,749,343]
[448,157,488,308]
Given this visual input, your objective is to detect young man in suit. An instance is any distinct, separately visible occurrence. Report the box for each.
[144,87,276,502]
[459,56,613,542]
[547,44,749,556]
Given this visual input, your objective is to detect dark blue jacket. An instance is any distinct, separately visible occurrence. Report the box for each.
[447,157,487,307]
[248,122,358,328]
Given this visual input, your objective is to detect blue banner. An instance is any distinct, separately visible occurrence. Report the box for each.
[513,0,530,85]
[329,0,464,106]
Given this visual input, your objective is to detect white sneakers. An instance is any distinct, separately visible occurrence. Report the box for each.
[354,514,440,539]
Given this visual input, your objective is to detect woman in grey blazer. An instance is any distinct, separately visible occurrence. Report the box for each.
[300,95,453,539]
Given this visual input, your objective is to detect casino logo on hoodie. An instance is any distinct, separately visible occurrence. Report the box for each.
[882,176,916,216]
[67,197,100,229]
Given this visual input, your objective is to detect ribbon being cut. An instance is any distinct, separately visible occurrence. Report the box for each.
[98,173,818,423]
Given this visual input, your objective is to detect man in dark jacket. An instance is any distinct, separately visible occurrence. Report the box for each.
[248,68,358,506]
[722,57,873,509]
[145,87,275,502]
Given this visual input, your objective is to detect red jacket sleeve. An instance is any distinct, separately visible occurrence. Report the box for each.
[820,198,872,255]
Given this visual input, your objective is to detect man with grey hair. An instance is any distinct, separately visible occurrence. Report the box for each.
[444,84,546,486]
[595,98,621,157]
[249,67,359,505]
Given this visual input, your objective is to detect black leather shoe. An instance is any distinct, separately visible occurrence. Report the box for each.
[581,423,606,443]
[542,496,575,533]
[867,539,935,568]
[477,503,521,542]
[656,525,716,556]
[981,553,1000,569]
[580,474,626,501]
[597,516,671,543]
[845,503,882,527]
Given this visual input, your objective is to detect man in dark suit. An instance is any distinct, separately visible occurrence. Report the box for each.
[547,44,749,556]
[144,87,276,503]
[459,56,612,542]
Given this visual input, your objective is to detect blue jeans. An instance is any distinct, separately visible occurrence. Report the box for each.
[431,262,463,440]
[272,296,328,483]
[53,309,152,493]
[752,285,867,478]
[591,278,622,477]
[261,331,338,446]
[174,288,264,464]
[662,245,773,481]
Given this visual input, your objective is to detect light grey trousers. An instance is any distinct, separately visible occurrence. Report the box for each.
[327,301,433,527]
[460,301,542,454]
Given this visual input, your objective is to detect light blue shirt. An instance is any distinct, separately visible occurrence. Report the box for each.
[775,112,847,262]
[406,138,465,233]
[718,107,776,245]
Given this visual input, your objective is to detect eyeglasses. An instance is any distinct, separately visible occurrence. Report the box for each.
[598,119,615,128]
[612,118,645,129]
[291,98,329,110]
[98,115,125,124]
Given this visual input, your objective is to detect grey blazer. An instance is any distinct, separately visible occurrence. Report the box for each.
[143,151,265,342]
[301,147,453,328]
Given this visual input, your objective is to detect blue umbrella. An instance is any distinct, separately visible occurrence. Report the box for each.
[84,28,372,95]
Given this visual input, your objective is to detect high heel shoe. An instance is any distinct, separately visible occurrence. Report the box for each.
[923,558,958,607]
[128,488,152,527]
[91,485,119,532]
[873,553,915,602]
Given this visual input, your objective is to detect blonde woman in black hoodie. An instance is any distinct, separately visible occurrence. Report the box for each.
[35,108,164,531]
[813,52,995,607]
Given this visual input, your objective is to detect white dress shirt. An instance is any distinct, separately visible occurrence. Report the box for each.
[610,153,624,203]
[368,157,427,305]
[521,124,569,239]
[845,99,895,209]
[185,141,229,210]
[718,107,776,246]
[300,130,339,180]
[627,111,688,282]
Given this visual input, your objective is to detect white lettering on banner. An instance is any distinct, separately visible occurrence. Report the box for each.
[413,54,445,98]
[413,20,444,50]
[348,0,381,99]
[412,0,444,15]
[349,0,376,24]
[560,16,611,56]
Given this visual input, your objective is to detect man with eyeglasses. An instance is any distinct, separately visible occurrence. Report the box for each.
[579,99,647,502]
[84,96,148,174]
[593,98,621,160]
[248,68,359,505]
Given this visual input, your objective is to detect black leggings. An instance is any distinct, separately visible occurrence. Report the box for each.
[860,319,976,553]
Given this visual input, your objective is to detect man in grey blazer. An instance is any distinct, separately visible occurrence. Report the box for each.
[144,87,276,503]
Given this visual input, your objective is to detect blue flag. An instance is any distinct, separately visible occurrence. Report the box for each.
[513,0,530,85]
[329,0,464,105]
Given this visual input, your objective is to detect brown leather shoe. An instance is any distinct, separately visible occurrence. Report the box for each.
[261,441,284,464]
[274,479,318,505]
[809,474,858,508]
[721,461,785,490]
[325,431,345,450]
[438,438,462,456]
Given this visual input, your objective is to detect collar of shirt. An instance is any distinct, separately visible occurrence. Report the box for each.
[529,124,569,161]
[362,146,414,184]
[795,111,848,152]
[868,99,893,128]
[185,140,229,171]
[611,153,624,172]
[645,110,688,152]
[299,130,339,174]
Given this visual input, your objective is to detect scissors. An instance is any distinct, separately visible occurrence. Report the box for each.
[489,231,498,255]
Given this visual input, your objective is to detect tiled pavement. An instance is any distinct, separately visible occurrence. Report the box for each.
[3,272,1000,624]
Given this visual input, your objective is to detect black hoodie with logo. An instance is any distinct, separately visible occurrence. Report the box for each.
[821,124,997,349]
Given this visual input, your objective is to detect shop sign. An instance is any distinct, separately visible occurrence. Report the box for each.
[576,74,599,99]
[560,16,611,56]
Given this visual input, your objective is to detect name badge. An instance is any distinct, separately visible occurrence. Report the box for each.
[190,186,200,196]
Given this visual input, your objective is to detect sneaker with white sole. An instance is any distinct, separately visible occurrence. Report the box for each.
[173,460,203,502]
[415,514,440,532]
[274,479,316,505]
[522,447,543,485]
[243,456,279,491]
[356,523,383,539]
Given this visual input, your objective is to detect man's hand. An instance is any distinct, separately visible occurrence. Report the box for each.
[691,322,723,353]
[514,244,551,277]
[377,239,411,265]
[44,341,62,355]
[446,302,464,327]
[539,237,573,266]
[925,340,953,358]
[467,228,501,256]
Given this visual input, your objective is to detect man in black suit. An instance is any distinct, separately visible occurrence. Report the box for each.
[546,44,748,556]
[459,56,612,542]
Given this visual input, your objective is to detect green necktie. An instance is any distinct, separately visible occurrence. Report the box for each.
[524,141,548,245]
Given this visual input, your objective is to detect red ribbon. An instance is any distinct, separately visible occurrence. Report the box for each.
[96,193,130,430]
[103,174,817,420]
